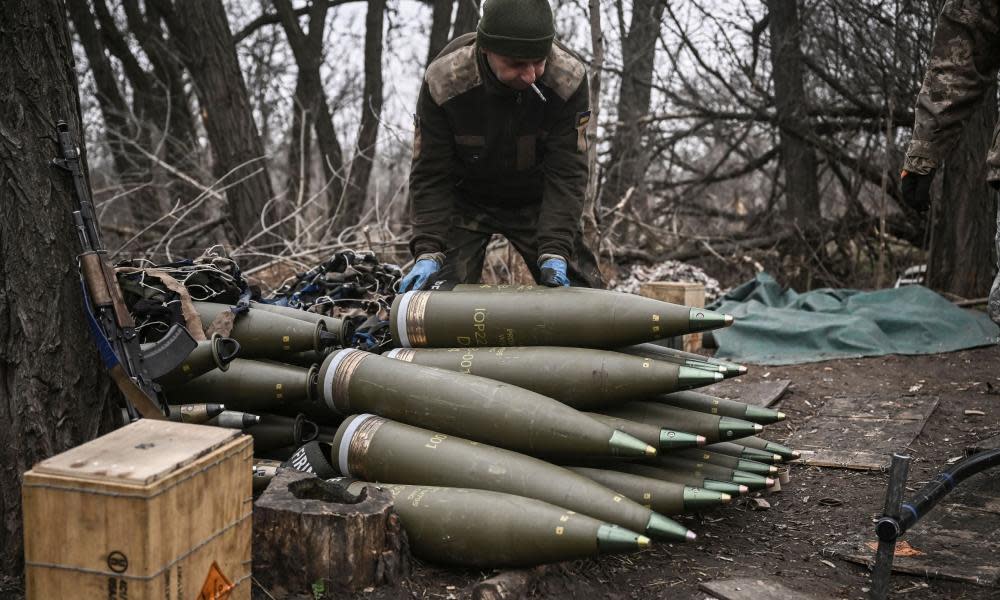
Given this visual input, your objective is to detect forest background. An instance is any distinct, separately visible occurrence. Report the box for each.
[1,0,998,579]
[62,0,999,298]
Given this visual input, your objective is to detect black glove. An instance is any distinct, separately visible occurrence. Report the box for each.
[900,169,934,215]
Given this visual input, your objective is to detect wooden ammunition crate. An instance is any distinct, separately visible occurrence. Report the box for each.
[639,281,707,352]
[22,420,253,600]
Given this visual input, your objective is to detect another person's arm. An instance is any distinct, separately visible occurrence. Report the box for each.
[903,0,1000,175]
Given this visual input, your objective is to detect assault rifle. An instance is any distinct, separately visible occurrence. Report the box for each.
[52,120,195,422]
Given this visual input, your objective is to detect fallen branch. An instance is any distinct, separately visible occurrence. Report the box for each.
[666,230,794,262]
[470,565,549,600]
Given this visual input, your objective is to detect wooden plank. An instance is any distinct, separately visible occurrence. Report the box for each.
[31,419,238,486]
[699,577,823,600]
[789,414,932,452]
[703,380,791,408]
[818,395,938,421]
[968,433,1000,453]
[786,397,939,472]
[795,449,886,470]
[831,535,1000,586]
[825,459,1000,586]
[943,467,1000,514]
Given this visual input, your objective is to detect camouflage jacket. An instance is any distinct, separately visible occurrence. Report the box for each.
[408,32,591,259]
[903,0,1000,182]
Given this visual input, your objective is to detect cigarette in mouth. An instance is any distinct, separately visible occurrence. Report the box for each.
[530,83,546,102]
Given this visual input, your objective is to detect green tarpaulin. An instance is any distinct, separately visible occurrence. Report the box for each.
[707,273,999,365]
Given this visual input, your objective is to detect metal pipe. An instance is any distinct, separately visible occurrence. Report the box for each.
[870,453,911,600]
[895,448,1000,537]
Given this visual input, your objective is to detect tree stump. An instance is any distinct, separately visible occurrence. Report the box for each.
[253,469,410,595]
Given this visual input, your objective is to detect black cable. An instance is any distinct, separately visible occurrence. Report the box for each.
[877,448,1000,541]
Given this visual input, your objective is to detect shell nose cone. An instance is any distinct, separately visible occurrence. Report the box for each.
[609,429,657,457]
[658,429,705,450]
[686,308,733,333]
[744,406,786,425]
[677,366,725,388]
[645,513,693,543]
[596,524,650,554]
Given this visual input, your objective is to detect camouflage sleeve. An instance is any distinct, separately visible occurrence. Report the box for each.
[538,76,590,260]
[903,0,1000,174]
[408,80,457,257]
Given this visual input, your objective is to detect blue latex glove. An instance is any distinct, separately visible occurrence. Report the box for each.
[539,256,570,287]
[399,258,440,292]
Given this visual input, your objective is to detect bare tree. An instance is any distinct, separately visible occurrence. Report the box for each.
[149,0,276,249]
[274,0,346,229]
[928,87,999,298]
[337,0,387,229]
[602,0,667,247]
[0,0,116,575]
[767,0,820,223]
[426,0,455,64]
[452,0,481,37]
[66,0,161,223]
[582,0,605,255]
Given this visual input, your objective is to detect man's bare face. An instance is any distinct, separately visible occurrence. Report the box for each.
[483,50,547,91]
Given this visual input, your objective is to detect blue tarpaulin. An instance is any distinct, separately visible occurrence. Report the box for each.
[707,273,999,365]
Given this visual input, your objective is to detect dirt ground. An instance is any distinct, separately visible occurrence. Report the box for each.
[342,343,1000,600]
[4,346,995,600]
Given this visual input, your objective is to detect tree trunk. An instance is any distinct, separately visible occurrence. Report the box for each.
[928,86,999,298]
[150,0,275,250]
[582,0,605,262]
[121,0,201,189]
[275,0,331,240]
[601,0,665,244]
[0,0,117,576]
[767,0,820,223]
[427,0,455,65]
[274,0,346,237]
[337,0,387,229]
[66,0,159,225]
[253,470,410,594]
[452,0,481,38]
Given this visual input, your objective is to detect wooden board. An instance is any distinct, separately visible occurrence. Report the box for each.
[703,379,791,408]
[31,419,239,486]
[968,433,1000,453]
[699,577,824,600]
[826,460,1000,585]
[786,395,938,470]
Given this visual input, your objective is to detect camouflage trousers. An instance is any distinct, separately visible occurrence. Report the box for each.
[991,196,1000,324]
[435,201,604,288]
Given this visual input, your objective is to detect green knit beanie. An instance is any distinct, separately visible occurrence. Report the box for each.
[477,0,555,59]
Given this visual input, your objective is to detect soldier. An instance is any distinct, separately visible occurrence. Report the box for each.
[399,0,603,292]
[900,0,1000,323]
